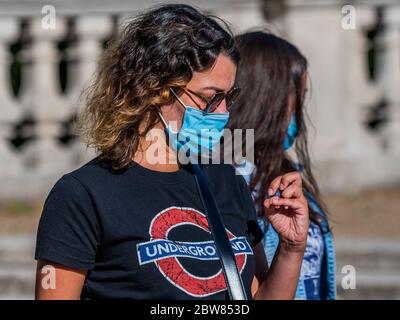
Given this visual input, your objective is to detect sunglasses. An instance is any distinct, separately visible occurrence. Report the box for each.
[175,86,241,113]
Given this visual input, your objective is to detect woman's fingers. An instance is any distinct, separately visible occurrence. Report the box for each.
[281,183,302,199]
[267,172,302,198]
[267,176,282,197]
[264,197,284,211]
[279,172,302,190]
[265,197,303,211]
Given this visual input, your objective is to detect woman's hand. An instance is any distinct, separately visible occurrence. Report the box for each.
[252,172,309,299]
[263,172,309,252]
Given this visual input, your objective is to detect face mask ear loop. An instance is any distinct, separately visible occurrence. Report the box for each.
[170,88,187,110]
[157,105,179,135]
[157,105,168,128]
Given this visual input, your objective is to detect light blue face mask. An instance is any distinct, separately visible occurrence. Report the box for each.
[159,89,229,158]
[283,113,299,150]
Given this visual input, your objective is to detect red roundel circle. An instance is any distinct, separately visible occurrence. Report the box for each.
[149,206,248,297]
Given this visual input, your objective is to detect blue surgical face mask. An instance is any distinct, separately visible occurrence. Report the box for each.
[283,113,298,150]
[158,89,229,157]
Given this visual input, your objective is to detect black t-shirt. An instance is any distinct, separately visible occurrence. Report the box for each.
[35,157,263,299]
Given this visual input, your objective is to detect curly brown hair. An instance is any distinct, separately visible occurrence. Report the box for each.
[76,4,239,170]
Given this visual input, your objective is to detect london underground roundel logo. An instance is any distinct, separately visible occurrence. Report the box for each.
[136,206,254,297]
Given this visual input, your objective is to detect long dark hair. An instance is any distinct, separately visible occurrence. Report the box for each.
[228,31,327,224]
[77,4,239,170]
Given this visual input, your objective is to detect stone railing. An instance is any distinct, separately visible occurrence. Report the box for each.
[283,0,400,192]
[0,0,399,200]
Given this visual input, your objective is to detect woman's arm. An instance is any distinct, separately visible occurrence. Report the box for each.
[35,260,86,300]
[252,172,309,300]
[252,242,304,300]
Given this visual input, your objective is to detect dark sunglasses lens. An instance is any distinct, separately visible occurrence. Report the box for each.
[224,88,240,109]
[206,88,241,112]
[207,92,226,113]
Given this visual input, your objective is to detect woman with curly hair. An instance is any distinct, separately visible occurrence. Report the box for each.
[35,4,309,300]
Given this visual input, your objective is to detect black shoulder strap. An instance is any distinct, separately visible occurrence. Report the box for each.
[191,163,247,300]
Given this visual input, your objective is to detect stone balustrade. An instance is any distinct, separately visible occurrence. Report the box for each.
[0,0,399,200]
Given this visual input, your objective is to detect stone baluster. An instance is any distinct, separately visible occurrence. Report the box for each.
[339,5,392,188]
[377,6,400,156]
[284,1,381,191]
[19,16,70,184]
[66,15,113,109]
[0,17,23,198]
[66,15,114,166]
[342,6,381,152]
